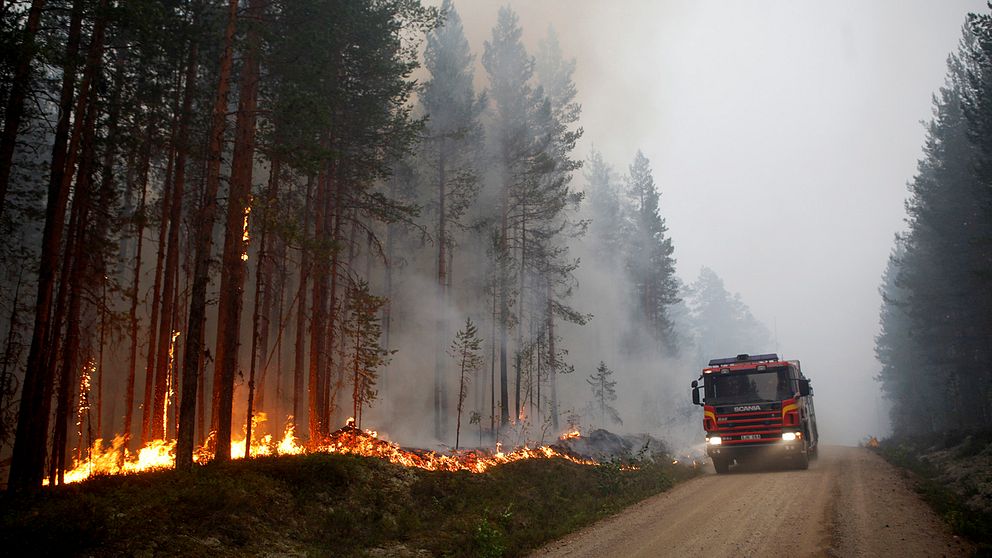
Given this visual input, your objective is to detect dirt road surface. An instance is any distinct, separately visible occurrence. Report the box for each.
[531,446,972,557]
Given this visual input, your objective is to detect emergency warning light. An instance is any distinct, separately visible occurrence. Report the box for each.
[707,353,780,367]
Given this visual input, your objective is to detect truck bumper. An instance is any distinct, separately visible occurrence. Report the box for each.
[706,440,806,462]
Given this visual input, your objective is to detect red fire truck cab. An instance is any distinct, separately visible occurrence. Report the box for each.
[690,353,818,473]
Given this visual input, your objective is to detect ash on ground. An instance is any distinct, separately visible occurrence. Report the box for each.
[560,429,671,462]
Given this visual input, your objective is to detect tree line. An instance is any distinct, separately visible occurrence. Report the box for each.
[0,0,775,491]
[876,10,992,436]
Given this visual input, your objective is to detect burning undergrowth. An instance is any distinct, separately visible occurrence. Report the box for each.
[2,432,700,558]
[50,417,598,485]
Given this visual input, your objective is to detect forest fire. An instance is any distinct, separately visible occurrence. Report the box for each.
[560,428,582,440]
[47,418,596,485]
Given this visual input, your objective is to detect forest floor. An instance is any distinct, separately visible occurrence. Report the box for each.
[876,431,992,554]
[0,451,698,557]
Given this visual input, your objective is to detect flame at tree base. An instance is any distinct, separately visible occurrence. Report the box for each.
[48,419,596,485]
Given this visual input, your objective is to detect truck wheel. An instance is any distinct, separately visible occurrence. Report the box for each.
[713,457,730,474]
[795,441,810,470]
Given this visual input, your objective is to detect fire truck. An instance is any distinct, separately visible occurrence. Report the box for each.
[690,353,818,473]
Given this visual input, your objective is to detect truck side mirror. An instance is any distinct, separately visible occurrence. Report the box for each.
[691,380,700,406]
[798,379,811,397]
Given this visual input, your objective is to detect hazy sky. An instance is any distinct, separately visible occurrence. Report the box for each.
[448,0,986,444]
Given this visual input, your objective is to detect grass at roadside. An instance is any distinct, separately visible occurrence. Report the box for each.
[876,434,992,556]
[0,453,699,557]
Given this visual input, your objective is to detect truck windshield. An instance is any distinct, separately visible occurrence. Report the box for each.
[705,368,792,405]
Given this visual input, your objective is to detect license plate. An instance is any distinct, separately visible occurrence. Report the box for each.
[741,434,761,440]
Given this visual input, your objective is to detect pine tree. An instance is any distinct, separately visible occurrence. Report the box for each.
[342,281,389,429]
[448,317,484,450]
[422,0,484,440]
[483,5,533,428]
[685,267,771,362]
[877,16,992,431]
[625,151,679,354]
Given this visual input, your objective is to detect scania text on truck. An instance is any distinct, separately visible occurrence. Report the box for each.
[690,353,818,473]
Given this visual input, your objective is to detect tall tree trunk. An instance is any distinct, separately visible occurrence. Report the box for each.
[499,209,510,428]
[547,282,559,431]
[176,0,239,471]
[124,128,152,450]
[52,82,100,485]
[490,285,496,436]
[152,43,198,440]
[294,176,312,429]
[0,0,45,218]
[142,89,182,442]
[434,146,446,440]
[253,156,280,413]
[8,0,98,490]
[515,215,525,422]
[212,0,263,462]
[381,178,396,397]
[244,226,265,458]
[325,179,343,427]
[309,169,328,441]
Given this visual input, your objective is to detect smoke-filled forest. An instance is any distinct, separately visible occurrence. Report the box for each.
[875,11,992,436]
[4,1,992,556]
[0,0,777,491]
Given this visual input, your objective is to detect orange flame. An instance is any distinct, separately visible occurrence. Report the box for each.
[559,428,581,440]
[47,418,595,485]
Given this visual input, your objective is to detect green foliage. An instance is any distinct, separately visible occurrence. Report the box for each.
[624,151,679,354]
[342,280,390,423]
[0,452,699,557]
[587,360,621,428]
[875,10,992,434]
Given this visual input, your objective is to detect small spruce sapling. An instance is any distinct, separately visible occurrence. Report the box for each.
[587,361,622,429]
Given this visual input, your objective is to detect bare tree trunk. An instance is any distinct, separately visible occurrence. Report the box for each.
[244,227,264,458]
[212,0,263,462]
[52,81,100,485]
[515,215,525,423]
[294,176,312,429]
[176,0,238,471]
[308,169,328,441]
[124,127,152,451]
[499,226,510,428]
[434,146,446,440]
[142,120,176,442]
[547,282,559,431]
[152,43,197,440]
[0,0,45,218]
[8,0,97,490]
[0,271,24,453]
[253,156,280,413]
[490,285,496,436]
[325,181,343,427]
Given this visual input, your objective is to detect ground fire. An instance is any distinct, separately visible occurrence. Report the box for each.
[47,417,596,485]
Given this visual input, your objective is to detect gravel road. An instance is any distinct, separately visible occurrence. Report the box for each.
[530,446,972,557]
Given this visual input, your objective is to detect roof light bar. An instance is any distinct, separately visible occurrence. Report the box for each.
[707,353,780,366]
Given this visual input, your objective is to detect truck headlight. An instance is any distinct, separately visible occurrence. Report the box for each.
[707,436,722,445]
[782,432,797,441]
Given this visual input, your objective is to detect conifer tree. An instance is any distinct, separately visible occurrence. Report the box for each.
[342,281,389,429]
[625,151,679,354]
[448,317,483,450]
[587,361,621,428]
[422,0,485,440]
[483,6,533,428]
